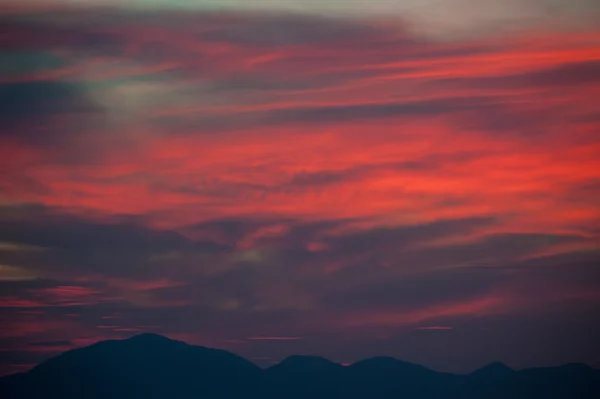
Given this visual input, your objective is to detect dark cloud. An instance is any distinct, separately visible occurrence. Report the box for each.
[181,217,294,245]
[0,16,126,56]
[322,217,496,256]
[522,60,600,87]
[367,234,592,287]
[283,151,484,190]
[150,95,504,135]
[423,233,588,263]
[0,206,205,253]
[508,250,600,293]
[181,216,495,260]
[441,60,600,90]
[199,13,386,47]
[319,266,507,312]
[458,108,559,139]
[0,70,108,167]
[264,96,498,125]
[150,179,272,201]
[0,279,68,298]
[0,80,100,144]
[0,51,68,77]
[0,205,226,278]
[320,249,600,313]
[286,169,357,188]
[198,72,346,94]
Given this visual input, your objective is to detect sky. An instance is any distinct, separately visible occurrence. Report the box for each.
[1,0,600,375]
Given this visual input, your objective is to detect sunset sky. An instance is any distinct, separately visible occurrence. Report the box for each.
[1,0,599,375]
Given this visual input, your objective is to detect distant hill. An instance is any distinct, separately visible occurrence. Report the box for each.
[0,334,264,399]
[1,334,599,398]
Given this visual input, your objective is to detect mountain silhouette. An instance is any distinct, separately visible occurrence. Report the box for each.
[1,334,599,399]
[470,361,515,382]
[268,355,343,375]
[0,333,264,399]
[265,355,346,398]
[348,356,437,377]
[471,361,514,375]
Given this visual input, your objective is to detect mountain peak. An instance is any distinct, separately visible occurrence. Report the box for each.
[349,356,434,376]
[267,355,344,378]
[471,362,515,379]
[126,333,178,343]
[119,333,189,350]
[351,356,416,368]
[271,355,341,371]
[559,362,593,371]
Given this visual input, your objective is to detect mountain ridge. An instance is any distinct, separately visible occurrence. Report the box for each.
[1,334,599,399]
